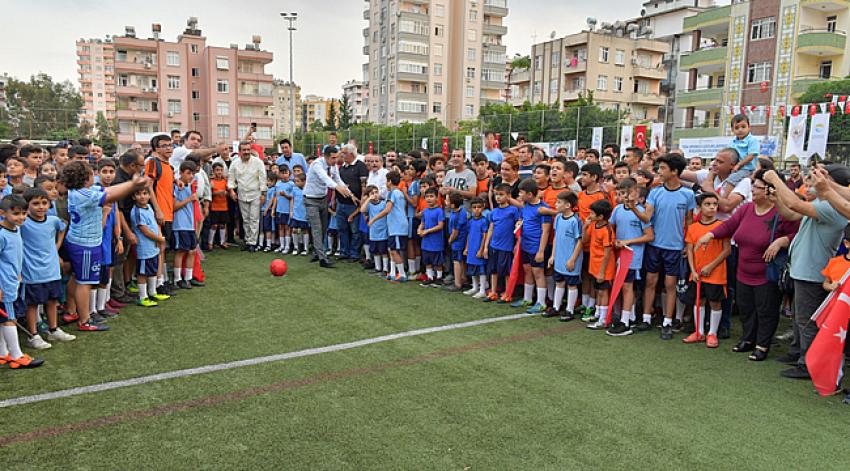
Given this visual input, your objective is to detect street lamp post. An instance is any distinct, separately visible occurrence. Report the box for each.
[280,12,298,141]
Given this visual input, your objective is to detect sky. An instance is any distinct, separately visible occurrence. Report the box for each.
[1,0,642,98]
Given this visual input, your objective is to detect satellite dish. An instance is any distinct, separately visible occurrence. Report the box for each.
[550,30,556,39]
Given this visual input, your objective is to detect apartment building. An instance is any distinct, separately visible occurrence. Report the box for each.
[343,79,370,124]
[79,18,274,151]
[76,38,116,126]
[362,0,509,126]
[301,95,339,132]
[269,80,302,137]
[675,0,850,144]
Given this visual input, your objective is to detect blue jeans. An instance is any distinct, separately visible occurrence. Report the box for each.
[335,203,361,259]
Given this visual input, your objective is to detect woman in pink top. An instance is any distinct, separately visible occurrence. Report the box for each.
[697,170,799,361]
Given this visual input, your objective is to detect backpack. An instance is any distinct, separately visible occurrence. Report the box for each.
[144,156,164,189]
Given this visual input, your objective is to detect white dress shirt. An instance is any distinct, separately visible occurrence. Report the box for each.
[227,157,267,201]
[304,158,344,198]
[367,167,389,199]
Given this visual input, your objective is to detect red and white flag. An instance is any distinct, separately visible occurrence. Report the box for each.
[605,247,634,325]
[806,281,850,396]
[634,125,647,150]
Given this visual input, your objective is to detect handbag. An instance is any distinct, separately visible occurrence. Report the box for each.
[766,214,793,293]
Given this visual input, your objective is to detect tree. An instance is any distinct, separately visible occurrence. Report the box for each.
[95,112,117,155]
[339,93,354,130]
[0,73,84,140]
[309,119,325,133]
[798,78,850,146]
[506,54,531,103]
[326,100,338,132]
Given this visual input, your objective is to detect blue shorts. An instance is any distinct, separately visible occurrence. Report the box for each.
[276,213,290,226]
[370,239,388,255]
[173,230,198,251]
[410,218,421,241]
[553,272,582,286]
[521,246,552,269]
[624,269,641,283]
[452,249,465,263]
[262,213,275,232]
[407,217,415,238]
[389,235,407,251]
[422,249,445,267]
[2,299,17,321]
[99,264,112,285]
[24,280,63,306]
[62,240,103,285]
[467,263,486,276]
[290,219,309,230]
[487,248,513,276]
[328,228,338,236]
[643,245,682,277]
[137,256,159,276]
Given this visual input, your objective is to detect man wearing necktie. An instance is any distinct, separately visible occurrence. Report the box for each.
[304,146,353,267]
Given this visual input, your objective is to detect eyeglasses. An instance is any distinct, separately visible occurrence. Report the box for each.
[752,184,768,190]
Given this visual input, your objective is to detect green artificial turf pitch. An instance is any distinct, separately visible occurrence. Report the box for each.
[0,249,847,470]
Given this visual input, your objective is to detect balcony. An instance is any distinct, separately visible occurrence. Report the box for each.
[481,79,505,90]
[236,49,273,64]
[797,29,846,56]
[800,0,849,10]
[237,92,273,105]
[677,87,723,108]
[116,109,160,121]
[483,2,508,17]
[483,23,508,36]
[112,36,158,51]
[398,71,428,82]
[683,5,732,32]
[674,127,723,140]
[114,60,157,75]
[633,66,666,80]
[363,44,369,55]
[562,89,583,102]
[116,85,158,98]
[562,60,587,74]
[634,39,669,54]
[397,91,428,102]
[510,68,530,83]
[363,8,369,19]
[630,92,666,106]
[363,27,369,38]
[679,46,728,72]
[791,75,838,99]
[236,70,273,82]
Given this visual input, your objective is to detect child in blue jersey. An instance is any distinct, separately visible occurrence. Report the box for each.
[512,179,553,313]
[20,189,74,351]
[131,187,169,307]
[547,190,583,321]
[0,164,9,197]
[59,160,146,331]
[361,185,389,275]
[274,166,294,253]
[417,187,445,286]
[261,174,278,252]
[370,171,409,282]
[172,161,200,289]
[328,200,339,256]
[463,197,489,298]
[34,175,59,217]
[638,153,695,340]
[290,173,310,255]
[606,179,654,337]
[0,195,44,368]
[92,160,122,321]
[403,160,424,277]
[484,183,520,302]
[724,114,759,194]
[446,192,469,292]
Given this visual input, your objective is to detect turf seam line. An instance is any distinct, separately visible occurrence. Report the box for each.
[0,312,536,409]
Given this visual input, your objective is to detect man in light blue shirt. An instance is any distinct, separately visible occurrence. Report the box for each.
[276,139,308,175]
[303,147,353,267]
[483,131,504,165]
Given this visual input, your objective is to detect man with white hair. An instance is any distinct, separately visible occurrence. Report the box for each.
[336,144,369,260]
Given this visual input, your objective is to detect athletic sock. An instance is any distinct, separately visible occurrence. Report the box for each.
[471,277,479,292]
[536,287,547,306]
[586,297,596,309]
[389,263,396,278]
[662,317,673,327]
[426,268,435,280]
[709,309,722,336]
[582,294,590,306]
[643,314,652,324]
[373,256,382,271]
[407,259,416,273]
[620,310,632,327]
[89,290,97,314]
[302,234,310,250]
[2,325,23,359]
[0,324,8,356]
[676,300,685,321]
[279,236,285,248]
[415,256,421,273]
[523,284,534,302]
[436,269,443,280]
[96,288,108,311]
[185,268,193,281]
[396,263,405,277]
[139,281,149,301]
[217,228,226,245]
[597,306,609,324]
[208,230,216,246]
[157,275,165,288]
[148,278,158,296]
[546,276,555,301]
[478,275,488,294]
[567,288,579,313]
[173,268,182,282]
[363,244,371,259]
[382,256,390,273]
[553,286,565,310]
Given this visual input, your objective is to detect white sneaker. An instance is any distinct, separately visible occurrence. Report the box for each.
[334,251,341,256]
[47,328,77,342]
[463,287,478,295]
[473,291,488,299]
[26,334,52,350]
[300,250,308,255]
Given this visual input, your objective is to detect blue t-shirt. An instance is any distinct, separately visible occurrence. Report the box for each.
[406,180,420,219]
[647,184,695,251]
[449,208,469,251]
[488,205,520,252]
[262,188,276,213]
[274,180,294,214]
[367,200,388,241]
[21,215,66,284]
[484,148,504,165]
[421,207,445,252]
[387,188,409,237]
[730,133,759,171]
[519,200,552,254]
[1,186,11,197]
[173,185,195,231]
[0,225,23,301]
[276,153,308,175]
[67,186,106,247]
[610,204,650,270]
[291,186,307,222]
[552,214,583,276]
[130,204,161,261]
[101,202,117,265]
[466,216,488,266]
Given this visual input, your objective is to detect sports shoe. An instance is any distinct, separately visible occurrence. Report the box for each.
[574,305,586,316]
[606,322,633,337]
[580,307,596,322]
[300,250,309,256]
[263,246,272,252]
[90,312,107,324]
[419,279,434,287]
[672,319,684,332]
[682,332,706,344]
[393,275,408,283]
[36,320,49,334]
[190,279,205,287]
[430,280,443,288]
[542,307,559,318]
[443,285,463,293]
[77,320,109,332]
[47,328,76,342]
[586,321,607,330]
[9,354,44,369]
[780,366,810,380]
[137,298,158,308]
[526,303,547,314]
[559,311,576,322]
[98,309,118,319]
[386,274,393,281]
[660,325,674,340]
[484,292,500,302]
[26,335,52,350]
[473,291,488,299]
[511,299,533,308]
[497,295,511,304]
[62,312,80,324]
[633,321,652,332]
[416,274,428,282]
[177,280,192,290]
[463,287,478,295]
[127,282,139,294]
[706,334,719,348]
[151,293,171,301]
[107,299,127,309]
[0,354,12,365]
[775,329,795,342]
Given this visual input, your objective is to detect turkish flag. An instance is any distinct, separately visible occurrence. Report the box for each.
[840,95,847,102]
[634,125,647,150]
[806,285,850,396]
[766,105,771,118]
[830,103,837,115]
[846,101,850,114]
[368,141,374,153]
[606,247,634,325]
[442,137,449,155]
[504,225,523,301]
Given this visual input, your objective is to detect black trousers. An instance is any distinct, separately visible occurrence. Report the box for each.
[736,280,781,348]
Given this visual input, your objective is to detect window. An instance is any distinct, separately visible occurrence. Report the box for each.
[167,75,180,90]
[466,67,476,79]
[549,79,558,95]
[468,48,476,61]
[399,20,428,35]
[399,61,427,74]
[746,62,771,83]
[399,41,429,55]
[435,25,445,37]
[482,68,501,81]
[599,47,609,63]
[534,55,542,68]
[469,10,477,21]
[468,30,477,41]
[434,63,442,76]
[751,17,776,40]
[435,4,444,17]
[398,101,426,113]
[551,51,560,67]
[192,112,200,121]
[216,124,230,139]
[433,102,442,113]
[464,104,475,117]
[434,82,443,95]
[166,51,180,66]
[167,99,181,115]
[615,49,625,66]
[533,80,542,96]
[217,101,230,116]
[614,76,623,92]
[748,108,767,125]
[192,90,200,99]
[820,60,833,79]
[467,85,475,98]
[434,44,443,56]
[634,79,649,94]
[216,57,229,70]
[191,44,199,54]
[827,16,837,33]
[571,76,585,91]
[597,75,608,90]
[191,67,200,78]
[217,79,229,93]
[116,49,127,62]
[717,75,726,87]
[484,50,503,63]
[118,74,129,87]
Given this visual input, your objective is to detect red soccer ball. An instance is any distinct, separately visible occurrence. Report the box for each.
[270,259,287,277]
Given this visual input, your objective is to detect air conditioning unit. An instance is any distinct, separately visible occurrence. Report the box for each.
[167,112,174,118]
[631,58,639,65]
[144,63,152,69]
[142,87,149,92]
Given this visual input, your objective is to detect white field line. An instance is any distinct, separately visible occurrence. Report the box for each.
[0,313,535,409]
